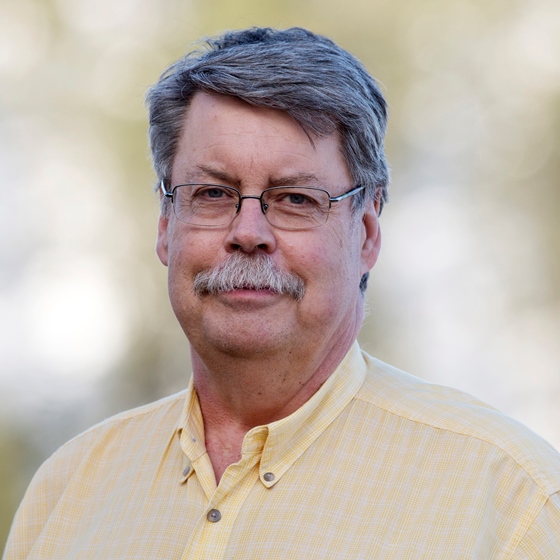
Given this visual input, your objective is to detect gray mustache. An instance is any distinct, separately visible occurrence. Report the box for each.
[193,252,305,301]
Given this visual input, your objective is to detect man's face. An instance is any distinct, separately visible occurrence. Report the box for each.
[156,92,381,363]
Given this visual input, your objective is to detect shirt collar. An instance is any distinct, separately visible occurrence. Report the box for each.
[177,342,367,486]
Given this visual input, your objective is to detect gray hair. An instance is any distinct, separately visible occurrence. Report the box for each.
[146,27,389,292]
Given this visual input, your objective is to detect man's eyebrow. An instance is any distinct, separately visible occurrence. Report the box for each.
[269,173,321,187]
[187,165,237,186]
[186,166,322,188]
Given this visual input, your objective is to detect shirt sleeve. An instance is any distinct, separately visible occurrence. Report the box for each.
[2,457,67,559]
[511,491,560,559]
[2,430,94,560]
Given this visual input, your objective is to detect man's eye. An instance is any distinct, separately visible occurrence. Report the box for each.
[286,193,309,205]
[190,187,235,201]
[275,191,319,206]
[197,187,226,198]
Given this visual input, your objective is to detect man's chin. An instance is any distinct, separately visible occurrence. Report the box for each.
[203,330,287,359]
[194,306,295,357]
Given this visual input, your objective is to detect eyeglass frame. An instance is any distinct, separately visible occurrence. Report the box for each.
[159,180,366,229]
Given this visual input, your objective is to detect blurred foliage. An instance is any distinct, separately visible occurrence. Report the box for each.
[0,427,38,550]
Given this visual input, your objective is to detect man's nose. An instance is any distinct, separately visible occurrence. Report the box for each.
[224,196,277,253]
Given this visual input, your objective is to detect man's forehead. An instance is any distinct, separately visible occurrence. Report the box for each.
[173,92,350,188]
[181,92,333,149]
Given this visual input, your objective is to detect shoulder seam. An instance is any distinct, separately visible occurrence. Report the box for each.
[353,392,559,496]
[54,390,187,453]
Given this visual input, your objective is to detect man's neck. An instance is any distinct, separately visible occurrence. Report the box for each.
[190,336,355,482]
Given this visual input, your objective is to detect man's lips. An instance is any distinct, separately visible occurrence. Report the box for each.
[219,286,277,296]
[214,286,280,304]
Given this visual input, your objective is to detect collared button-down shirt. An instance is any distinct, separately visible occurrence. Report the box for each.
[4,342,560,559]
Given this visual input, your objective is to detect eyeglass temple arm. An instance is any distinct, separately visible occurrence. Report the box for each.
[160,180,173,198]
[329,185,365,203]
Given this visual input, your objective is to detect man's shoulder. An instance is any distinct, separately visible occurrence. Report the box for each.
[35,390,187,483]
[353,351,560,495]
[4,391,189,558]
[67,389,187,446]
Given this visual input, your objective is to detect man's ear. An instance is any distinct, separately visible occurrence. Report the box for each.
[360,200,382,276]
[156,213,169,267]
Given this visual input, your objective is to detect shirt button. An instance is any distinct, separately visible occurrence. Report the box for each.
[182,466,191,476]
[207,509,221,523]
[263,472,275,482]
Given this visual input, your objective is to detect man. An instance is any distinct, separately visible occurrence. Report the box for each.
[4,27,560,559]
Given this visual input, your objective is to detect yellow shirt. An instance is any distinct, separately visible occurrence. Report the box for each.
[4,343,560,559]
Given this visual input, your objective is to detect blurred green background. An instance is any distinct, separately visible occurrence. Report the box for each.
[1,0,559,550]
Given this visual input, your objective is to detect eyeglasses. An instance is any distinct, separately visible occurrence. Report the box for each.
[160,182,365,231]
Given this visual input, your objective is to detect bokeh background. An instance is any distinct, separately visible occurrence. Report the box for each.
[1,0,559,549]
